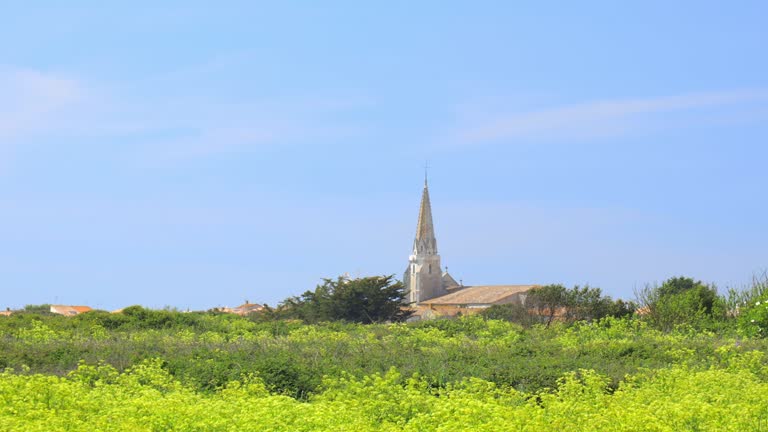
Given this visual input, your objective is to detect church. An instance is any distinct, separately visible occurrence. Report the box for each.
[403,178,537,319]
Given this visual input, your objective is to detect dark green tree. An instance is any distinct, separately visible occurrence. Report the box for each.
[280,275,413,324]
[657,276,717,313]
[609,299,637,319]
[635,276,722,331]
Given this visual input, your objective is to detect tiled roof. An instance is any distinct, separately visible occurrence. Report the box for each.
[635,306,650,316]
[441,272,459,289]
[235,302,264,310]
[225,303,264,315]
[50,305,93,316]
[420,285,537,305]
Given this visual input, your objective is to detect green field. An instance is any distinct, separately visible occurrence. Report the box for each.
[1,311,768,431]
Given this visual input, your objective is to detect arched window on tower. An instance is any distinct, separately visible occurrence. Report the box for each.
[429,264,432,274]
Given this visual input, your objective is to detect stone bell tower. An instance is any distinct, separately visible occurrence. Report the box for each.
[403,177,445,303]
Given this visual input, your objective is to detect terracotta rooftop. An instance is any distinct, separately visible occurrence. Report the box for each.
[235,302,263,309]
[420,285,538,306]
[635,306,650,316]
[50,305,93,316]
[221,302,264,316]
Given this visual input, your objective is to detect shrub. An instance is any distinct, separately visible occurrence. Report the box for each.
[738,294,768,337]
[635,276,722,331]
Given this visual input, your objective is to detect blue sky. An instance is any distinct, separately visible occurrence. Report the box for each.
[2,2,768,310]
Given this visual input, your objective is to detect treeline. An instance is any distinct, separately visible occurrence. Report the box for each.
[483,275,767,336]
[7,273,768,336]
[482,284,634,327]
[255,273,768,336]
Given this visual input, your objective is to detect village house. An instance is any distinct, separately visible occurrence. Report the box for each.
[50,305,93,316]
[221,301,264,316]
[403,178,539,319]
[0,308,12,317]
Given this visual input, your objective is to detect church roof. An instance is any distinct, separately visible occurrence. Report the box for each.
[441,272,460,289]
[420,285,537,305]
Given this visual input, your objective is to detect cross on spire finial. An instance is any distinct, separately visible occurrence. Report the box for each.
[424,161,430,186]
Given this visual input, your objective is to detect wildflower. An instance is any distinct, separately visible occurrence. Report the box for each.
[751,320,756,323]
[757,302,762,306]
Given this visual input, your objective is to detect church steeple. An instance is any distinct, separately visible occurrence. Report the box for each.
[413,179,437,255]
[404,176,445,304]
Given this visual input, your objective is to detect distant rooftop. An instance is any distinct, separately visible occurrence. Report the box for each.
[50,305,92,316]
[420,285,537,306]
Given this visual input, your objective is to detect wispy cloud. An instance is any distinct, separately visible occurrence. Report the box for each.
[0,65,367,159]
[147,122,364,161]
[0,68,86,139]
[457,90,768,144]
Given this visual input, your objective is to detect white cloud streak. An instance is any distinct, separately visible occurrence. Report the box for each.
[0,68,86,139]
[148,123,363,161]
[0,66,366,158]
[457,90,768,144]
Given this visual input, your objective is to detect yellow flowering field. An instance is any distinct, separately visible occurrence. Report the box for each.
[1,357,767,431]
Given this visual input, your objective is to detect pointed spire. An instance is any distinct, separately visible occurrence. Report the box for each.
[413,180,438,255]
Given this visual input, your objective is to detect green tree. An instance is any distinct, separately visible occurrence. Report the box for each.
[635,276,721,331]
[524,284,626,326]
[281,275,413,324]
[525,284,568,326]
[609,299,637,319]
[563,285,616,322]
[20,304,54,315]
[657,276,717,313]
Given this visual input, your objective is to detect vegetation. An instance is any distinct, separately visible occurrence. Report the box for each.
[277,275,413,324]
[481,284,635,327]
[1,274,768,430]
[635,276,723,332]
[19,304,54,315]
[2,356,767,431]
